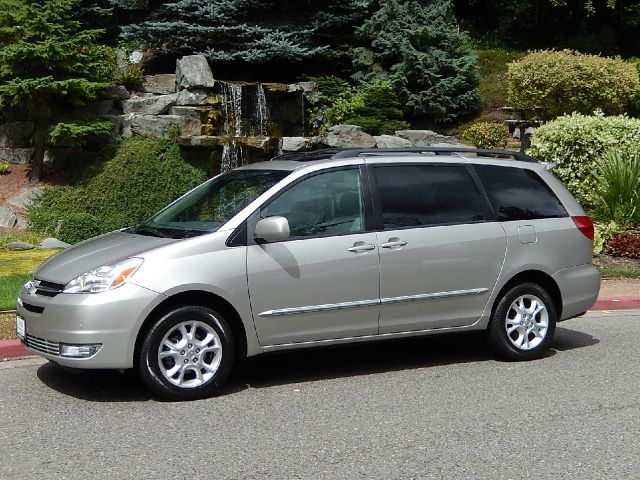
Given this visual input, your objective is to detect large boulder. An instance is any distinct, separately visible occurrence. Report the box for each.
[0,121,34,148]
[106,85,130,100]
[39,237,71,249]
[0,148,33,164]
[176,55,215,89]
[0,206,18,228]
[374,135,412,149]
[130,115,201,138]
[325,125,376,148]
[7,187,43,210]
[394,129,458,146]
[175,89,210,106]
[170,106,207,122]
[122,93,179,115]
[141,74,177,95]
[5,241,34,251]
[282,137,315,152]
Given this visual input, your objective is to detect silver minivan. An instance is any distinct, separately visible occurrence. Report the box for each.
[16,147,600,400]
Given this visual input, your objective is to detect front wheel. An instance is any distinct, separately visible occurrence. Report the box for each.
[137,306,235,401]
[488,283,557,361]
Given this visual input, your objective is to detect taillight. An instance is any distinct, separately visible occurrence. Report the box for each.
[572,216,594,240]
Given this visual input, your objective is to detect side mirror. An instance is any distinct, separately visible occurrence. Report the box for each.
[255,216,290,243]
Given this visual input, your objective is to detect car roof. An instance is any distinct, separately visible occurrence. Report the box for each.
[237,147,546,172]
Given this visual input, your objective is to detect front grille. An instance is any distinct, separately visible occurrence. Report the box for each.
[33,279,64,298]
[25,334,60,356]
[22,302,44,314]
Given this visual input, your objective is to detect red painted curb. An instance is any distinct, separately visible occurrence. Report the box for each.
[0,339,31,360]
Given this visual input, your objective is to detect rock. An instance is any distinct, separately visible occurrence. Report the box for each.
[39,237,70,249]
[395,129,458,147]
[141,74,177,95]
[122,93,179,115]
[0,206,18,228]
[129,50,144,64]
[78,99,114,117]
[281,137,317,152]
[325,125,376,149]
[176,55,215,89]
[121,114,133,138]
[175,89,210,106]
[170,106,206,121]
[15,216,27,229]
[431,142,462,148]
[0,148,33,164]
[0,121,34,148]
[4,241,34,251]
[7,187,43,210]
[100,114,124,141]
[44,148,70,168]
[374,135,413,149]
[107,85,130,100]
[130,115,201,138]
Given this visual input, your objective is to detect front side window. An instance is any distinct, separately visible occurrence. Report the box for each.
[261,168,366,239]
[138,169,289,238]
[373,165,484,229]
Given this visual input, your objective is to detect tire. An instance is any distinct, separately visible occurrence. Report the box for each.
[137,305,235,401]
[488,283,557,361]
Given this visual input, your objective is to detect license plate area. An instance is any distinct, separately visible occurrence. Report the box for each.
[16,315,25,340]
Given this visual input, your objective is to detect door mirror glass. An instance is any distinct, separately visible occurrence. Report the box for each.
[255,216,290,243]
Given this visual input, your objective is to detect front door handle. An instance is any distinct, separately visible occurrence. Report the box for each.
[348,241,376,253]
[380,238,407,249]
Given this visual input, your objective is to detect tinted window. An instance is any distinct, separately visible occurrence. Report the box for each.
[261,169,366,239]
[474,165,568,221]
[373,165,484,229]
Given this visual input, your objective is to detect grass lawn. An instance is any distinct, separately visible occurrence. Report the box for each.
[598,268,640,279]
[0,248,59,311]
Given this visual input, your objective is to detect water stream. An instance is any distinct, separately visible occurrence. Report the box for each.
[255,84,268,137]
[221,83,243,171]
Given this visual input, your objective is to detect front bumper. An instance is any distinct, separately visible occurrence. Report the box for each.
[553,263,601,321]
[16,282,164,369]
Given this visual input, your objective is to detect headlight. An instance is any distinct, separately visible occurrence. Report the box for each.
[63,258,144,294]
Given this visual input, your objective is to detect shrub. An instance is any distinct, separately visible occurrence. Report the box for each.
[57,213,102,244]
[607,231,640,259]
[593,221,622,256]
[460,122,508,149]
[0,161,10,174]
[475,49,526,113]
[528,112,640,207]
[116,63,143,91]
[508,50,639,120]
[28,137,207,241]
[592,150,640,227]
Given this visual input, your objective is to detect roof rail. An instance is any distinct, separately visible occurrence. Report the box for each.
[330,147,537,163]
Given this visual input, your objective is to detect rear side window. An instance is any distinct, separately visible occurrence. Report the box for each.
[373,165,484,229]
[474,165,568,221]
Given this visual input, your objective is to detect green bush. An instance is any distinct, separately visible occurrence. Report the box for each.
[475,49,526,113]
[607,231,640,259]
[28,137,207,241]
[460,122,508,149]
[528,112,640,207]
[592,150,640,227]
[116,63,143,91]
[508,50,639,120]
[593,221,622,256]
[0,161,10,174]
[57,213,102,244]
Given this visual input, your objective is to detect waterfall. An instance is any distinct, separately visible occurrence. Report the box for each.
[221,140,242,172]
[222,83,243,137]
[255,84,268,137]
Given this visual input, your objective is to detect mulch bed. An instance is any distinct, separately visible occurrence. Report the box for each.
[593,254,640,270]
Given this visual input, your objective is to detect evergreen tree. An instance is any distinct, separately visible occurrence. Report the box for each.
[356,0,480,124]
[120,0,370,65]
[0,0,114,181]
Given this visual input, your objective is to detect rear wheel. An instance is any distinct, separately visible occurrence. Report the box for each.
[489,283,557,361]
[137,306,234,400]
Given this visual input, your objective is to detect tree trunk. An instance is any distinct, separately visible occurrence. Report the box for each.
[29,128,46,183]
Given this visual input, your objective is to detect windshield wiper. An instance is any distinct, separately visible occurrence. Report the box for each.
[130,225,170,238]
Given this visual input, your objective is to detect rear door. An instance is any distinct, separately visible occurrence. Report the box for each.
[370,162,507,333]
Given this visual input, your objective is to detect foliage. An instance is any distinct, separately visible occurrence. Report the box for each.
[0,0,116,181]
[529,112,640,207]
[460,122,508,150]
[592,150,640,228]
[0,230,48,248]
[49,119,114,147]
[115,63,143,90]
[0,161,9,174]
[28,137,207,241]
[607,231,640,259]
[507,50,639,120]
[475,49,526,113]
[593,221,621,256]
[57,212,102,244]
[355,0,480,124]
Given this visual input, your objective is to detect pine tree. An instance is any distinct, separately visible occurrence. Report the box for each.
[0,0,114,181]
[356,0,480,124]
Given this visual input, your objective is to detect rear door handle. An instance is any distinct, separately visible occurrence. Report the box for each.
[348,241,376,253]
[380,238,407,249]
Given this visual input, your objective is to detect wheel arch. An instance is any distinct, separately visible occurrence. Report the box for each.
[491,270,563,320]
[134,290,248,364]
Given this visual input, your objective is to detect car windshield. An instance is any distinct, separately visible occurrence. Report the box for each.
[130,169,290,239]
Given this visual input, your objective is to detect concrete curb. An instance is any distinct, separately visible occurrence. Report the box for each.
[1,297,638,361]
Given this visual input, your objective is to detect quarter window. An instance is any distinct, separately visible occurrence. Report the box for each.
[261,168,366,239]
[373,165,484,229]
[474,165,568,221]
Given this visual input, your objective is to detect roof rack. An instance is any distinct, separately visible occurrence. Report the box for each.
[270,147,537,163]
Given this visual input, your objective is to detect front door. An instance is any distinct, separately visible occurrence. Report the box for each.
[247,166,380,346]
[370,163,507,333]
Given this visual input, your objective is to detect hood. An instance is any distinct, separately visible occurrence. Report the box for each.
[34,231,179,284]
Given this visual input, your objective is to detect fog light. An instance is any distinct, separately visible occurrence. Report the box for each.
[59,343,102,358]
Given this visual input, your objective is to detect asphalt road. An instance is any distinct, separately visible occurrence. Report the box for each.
[0,311,638,479]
